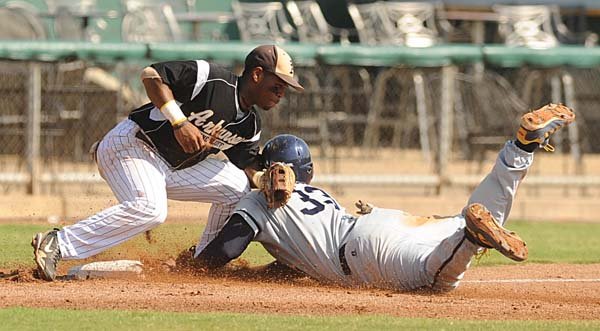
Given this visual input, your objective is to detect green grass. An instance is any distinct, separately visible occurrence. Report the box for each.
[473,221,600,266]
[3,221,599,329]
[0,307,598,331]
[0,224,49,268]
[3,221,599,269]
[0,223,274,269]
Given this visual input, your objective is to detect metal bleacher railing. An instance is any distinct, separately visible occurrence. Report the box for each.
[1,0,600,197]
[1,41,600,193]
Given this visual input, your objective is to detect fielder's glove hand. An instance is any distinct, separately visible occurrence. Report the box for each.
[355,200,375,215]
[260,162,296,209]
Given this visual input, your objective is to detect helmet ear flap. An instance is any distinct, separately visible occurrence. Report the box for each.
[299,163,314,184]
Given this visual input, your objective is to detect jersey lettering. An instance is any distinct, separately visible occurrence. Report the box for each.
[188,110,246,148]
[305,186,340,210]
[293,185,341,215]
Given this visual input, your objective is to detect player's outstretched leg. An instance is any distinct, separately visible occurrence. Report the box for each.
[464,203,528,262]
[516,103,576,152]
[31,228,62,281]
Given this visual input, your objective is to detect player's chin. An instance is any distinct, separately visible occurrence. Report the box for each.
[261,100,280,111]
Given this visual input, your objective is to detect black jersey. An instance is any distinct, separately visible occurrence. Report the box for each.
[128,60,261,170]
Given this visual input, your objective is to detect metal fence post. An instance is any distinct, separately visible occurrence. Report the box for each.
[561,72,582,173]
[562,71,585,196]
[26,62,42,195]
[413,71,432,165]
[437,65,457,194]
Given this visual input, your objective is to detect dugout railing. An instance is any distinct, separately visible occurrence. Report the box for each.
[0,41,599,195]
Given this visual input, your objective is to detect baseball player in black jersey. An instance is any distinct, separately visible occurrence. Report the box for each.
[31,45,304,281]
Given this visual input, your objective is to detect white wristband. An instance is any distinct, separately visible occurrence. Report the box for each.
[160,100,187,125]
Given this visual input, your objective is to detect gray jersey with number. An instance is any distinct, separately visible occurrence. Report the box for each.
[234,183,357,284]
[233,142,532,291]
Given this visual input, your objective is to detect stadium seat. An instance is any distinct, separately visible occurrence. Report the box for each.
[0,1,47,40]
[121,0,183,42]
[285,0,355,45]
[349,1,440,162]
[231,0,295,43]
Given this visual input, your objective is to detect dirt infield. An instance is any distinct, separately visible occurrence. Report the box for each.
[2,263,599,320]
[2,149,599,320]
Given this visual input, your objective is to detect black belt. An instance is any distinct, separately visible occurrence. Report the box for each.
[339,216,359,276]
[339,244,352,276]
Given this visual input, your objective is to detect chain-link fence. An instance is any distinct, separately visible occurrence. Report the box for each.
[0,60,134,194]
[1,58,600,195]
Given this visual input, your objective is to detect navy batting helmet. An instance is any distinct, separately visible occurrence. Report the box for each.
[262,134,313,184]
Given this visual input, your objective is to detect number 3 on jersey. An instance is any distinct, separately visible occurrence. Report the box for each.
[293,185,340,215]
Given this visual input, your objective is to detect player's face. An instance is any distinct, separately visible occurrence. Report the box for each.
[256,71,287,110]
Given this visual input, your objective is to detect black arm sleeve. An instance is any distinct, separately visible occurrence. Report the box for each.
[151,60,198,102]
[195,213,255,269]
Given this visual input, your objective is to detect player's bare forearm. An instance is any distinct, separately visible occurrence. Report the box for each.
[173,122,209,154]
[141,75,174,109]
[140,74,209,154]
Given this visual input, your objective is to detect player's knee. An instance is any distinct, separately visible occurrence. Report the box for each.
[223,180,251,203]
[125,198,168,224]
[234,184,251,199]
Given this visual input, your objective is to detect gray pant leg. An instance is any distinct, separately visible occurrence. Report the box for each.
[428,141,533,291]
[467,141,533,225]
[426,221,479,292]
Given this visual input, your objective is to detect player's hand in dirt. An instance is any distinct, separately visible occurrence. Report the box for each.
[251,260,306,280]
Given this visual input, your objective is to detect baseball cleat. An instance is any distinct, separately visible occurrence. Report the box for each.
[516,103,575,152]
[464,203,528,262]
[31,228,62,281]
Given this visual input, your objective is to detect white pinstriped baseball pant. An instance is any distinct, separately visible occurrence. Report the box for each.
[57,119,250,259]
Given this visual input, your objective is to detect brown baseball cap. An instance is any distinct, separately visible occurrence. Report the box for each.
[244,45,304,91]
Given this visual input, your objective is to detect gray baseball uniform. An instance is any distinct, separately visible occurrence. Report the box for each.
[234,141,532,291]
[236,183,357,284]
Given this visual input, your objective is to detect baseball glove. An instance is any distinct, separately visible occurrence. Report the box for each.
[261,162,296,209]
